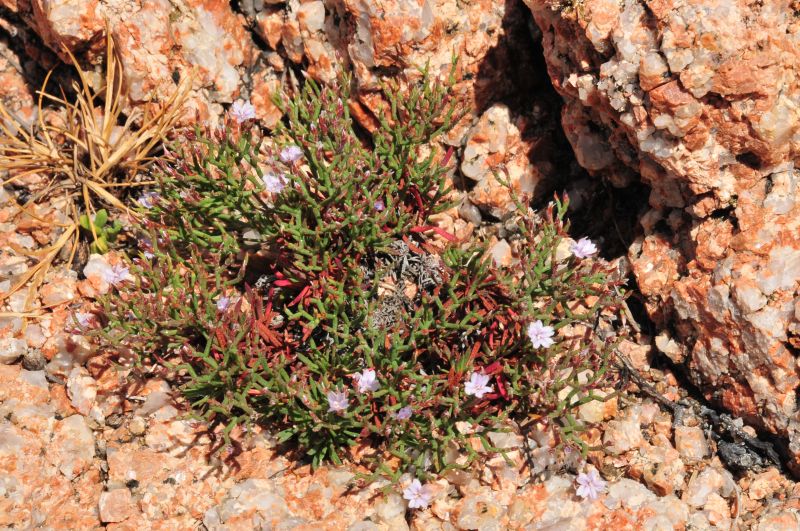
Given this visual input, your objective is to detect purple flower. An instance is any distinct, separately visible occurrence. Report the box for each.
[373,199,385,212]
[464,371,493,399]
[403,479,432,509]
[102,263,132,287]
[570,237,598,259]
[575,469,606,501]
[229,100,257,123]
[527,320,555,349]
[327,390,348,413]
[136,190,159,209]
[71,312,93,328]
[395,406,413,420]
[354,368,379,394]
[138,237,155,259]
[216,296,231,311]
[279,145,303,164]
[262,172,288,194]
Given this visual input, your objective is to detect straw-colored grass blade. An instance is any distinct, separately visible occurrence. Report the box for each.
[0,32,192,311]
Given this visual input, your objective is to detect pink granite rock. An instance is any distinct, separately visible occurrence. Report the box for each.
[5,0,260,123]
[49,414,95,480]
[527,0,800,472]
[99,488,135,523]
[0,38,36,131]
[27,0,106,60]
[66,367,97,416]
[462,104,544,218]
[674,425,709,464]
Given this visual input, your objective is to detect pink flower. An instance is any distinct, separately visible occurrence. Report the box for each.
[354,368,379,394]
[403,479,432,509]
[136,190,159,209]
[575,469,606,501]
[570,237,598,259]
[262,173,288,194]
[229,100,257,123]
[102,263,132,287]
[71,312,93,328]
[373,199,385,211]
[216,296,232,311]
[327,390,348,413]
[395,406,413,420]
[527,320,555,349]
[280,145,303,163]
[138,237,155,259]
[464,371,493,398]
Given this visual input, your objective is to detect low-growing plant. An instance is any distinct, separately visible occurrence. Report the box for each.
[95,63,625,481]
[79,209,123,253]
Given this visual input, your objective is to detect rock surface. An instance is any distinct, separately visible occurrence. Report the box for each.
[527,0,800,471]
[99,488,135,523]
[0,329,797,528]
[2,0,800,526]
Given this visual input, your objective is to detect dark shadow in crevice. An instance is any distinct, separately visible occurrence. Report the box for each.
[565,180,651,260]
[472,0,594,216]
[0,9,50,113]
[472,0,547,115]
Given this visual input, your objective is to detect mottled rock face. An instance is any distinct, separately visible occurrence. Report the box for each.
[104,0,257,108]
[1,0,566,177]
[16,0,106,61]
[462,104,544,217]
[527,0,800,470]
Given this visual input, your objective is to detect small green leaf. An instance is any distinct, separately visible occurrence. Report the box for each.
[94,209,108,228]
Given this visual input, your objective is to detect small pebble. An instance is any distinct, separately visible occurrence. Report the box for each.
[129,416,147,436]
[106,413,124,428]
[22,348,47,371]
[674,425,709,463]
[0,337,26,364]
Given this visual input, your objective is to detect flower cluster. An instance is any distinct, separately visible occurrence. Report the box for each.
[326,368,412,416]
